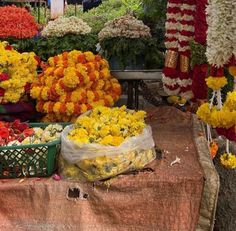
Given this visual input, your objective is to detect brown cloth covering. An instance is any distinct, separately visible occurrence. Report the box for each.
[0,106,204,231]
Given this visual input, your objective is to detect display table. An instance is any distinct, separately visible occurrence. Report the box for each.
[111,70,162,109]
[0,107,206,231]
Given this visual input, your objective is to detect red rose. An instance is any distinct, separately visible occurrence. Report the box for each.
[0,73,9,81]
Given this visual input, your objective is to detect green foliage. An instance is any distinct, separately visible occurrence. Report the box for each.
[100,37,164,69]
[139,0,167,23]
[76,0,142,33]
[2,34,98,61]
[190,40,207,68]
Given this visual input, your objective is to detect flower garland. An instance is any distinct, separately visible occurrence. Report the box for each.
[0,6,38,39]
[41,16,92,38]
[191,0,208,100]
[206,0,233,68]
[196,0,236,168]
[0,41,38,104]
[162,0,196,100]
[30,50,121,122]
[98,14,151,42]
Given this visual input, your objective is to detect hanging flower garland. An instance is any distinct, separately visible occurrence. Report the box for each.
[162,0,196,100]
[197,0,236,169]
[30,50,121,122]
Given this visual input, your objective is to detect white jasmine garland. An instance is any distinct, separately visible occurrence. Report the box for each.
[206,0,234,67]
[42,16,92,38]
[98,15,151,42]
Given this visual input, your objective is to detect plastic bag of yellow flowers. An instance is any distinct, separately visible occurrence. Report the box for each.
[60,106,156,182]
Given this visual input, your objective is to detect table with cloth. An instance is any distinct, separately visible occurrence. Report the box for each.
[0,106,218,231]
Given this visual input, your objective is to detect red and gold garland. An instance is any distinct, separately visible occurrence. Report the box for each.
[30,51,121,122]
[162,0,196,100]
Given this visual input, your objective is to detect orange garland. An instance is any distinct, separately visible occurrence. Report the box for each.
[31,51,121,122]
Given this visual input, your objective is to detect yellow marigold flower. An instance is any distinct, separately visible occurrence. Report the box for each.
[55,83,66,96]
[224,91,236,111]
[100,135,113,145]
[30,86,41,99]
[71,90,83,102]
[206,76,227,90]
[80,104,88,113]
[66,102,75,116]
[43,102,51,113]
[84,51,95,62]
[41,87,49,101]
[196,103,212,124]
[228,66,236,76]
[220,153,236,169]
[53,102,61,114]
[100,68,110,79]
[87,90,95,102]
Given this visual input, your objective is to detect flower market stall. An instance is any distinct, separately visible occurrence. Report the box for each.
[0,0,231,230]
[0,106,215,231]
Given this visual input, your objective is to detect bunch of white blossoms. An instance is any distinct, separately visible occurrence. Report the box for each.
[98,14,151,42]
[42,16,92,38]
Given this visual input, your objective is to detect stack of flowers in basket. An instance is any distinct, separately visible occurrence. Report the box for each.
[30,50,121,122]
[0,41,39,104]
[0,120,63,146]
[0,5,38,39]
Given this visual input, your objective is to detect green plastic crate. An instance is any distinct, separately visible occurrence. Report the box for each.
[0,122,70,179]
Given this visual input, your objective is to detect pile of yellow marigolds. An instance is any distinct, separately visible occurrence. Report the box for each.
[68,106,146,146]
[0,41,38,103]
[30,50,121,122]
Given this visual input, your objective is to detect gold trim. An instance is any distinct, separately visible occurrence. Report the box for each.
[165,50,178,69]
[180,55,189,73]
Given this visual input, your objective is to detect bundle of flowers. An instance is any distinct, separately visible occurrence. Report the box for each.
[41,16,92,38]
[98,14,151,42]
[30,50,121,122]
[0,5,38,39]
[0,120,63,146]
[60,106,156,181]
[0,41,38,104]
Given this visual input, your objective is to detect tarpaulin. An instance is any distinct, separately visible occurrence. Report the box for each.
[0,106,205,231]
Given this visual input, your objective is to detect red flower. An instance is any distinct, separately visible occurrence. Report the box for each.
[23,128,35,137]
[34,55,41,65]
[0,6,39,39]
[5,45,13,50]
[0,73,9,81]
[24,83,31,93]
[0,127,9,139]
[12,120,29,131]
[0,88,5,96]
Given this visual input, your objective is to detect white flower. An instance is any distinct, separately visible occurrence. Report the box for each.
[98,14,151,41]
[42,16,92,38]
[7,140,21,146]
[206,0,234,67]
